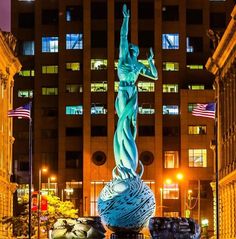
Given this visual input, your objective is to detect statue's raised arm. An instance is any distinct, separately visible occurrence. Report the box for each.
[119,4,130,59]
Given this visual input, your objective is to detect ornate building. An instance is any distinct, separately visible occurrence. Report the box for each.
[206,5,236,239]
[0,31,21,238]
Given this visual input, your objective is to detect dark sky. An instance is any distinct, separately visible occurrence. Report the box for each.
[0,0,10,32]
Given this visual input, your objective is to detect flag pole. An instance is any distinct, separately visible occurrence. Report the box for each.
[28,104,32,239]
[215,103,219,239]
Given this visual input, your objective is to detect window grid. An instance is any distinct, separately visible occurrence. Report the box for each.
[66,62,80,71]
[188,126,207,135]
[163,62,179,71]
[66,34,83,49]
[42,37,58,53]
[164,151,179,168]
[42,87,58,95]
[162,34,179,49]
[188,149,207,167]
[42,65,58,74]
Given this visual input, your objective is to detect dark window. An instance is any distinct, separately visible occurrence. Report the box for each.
[163,127,179,136]
[41,129,58,138]
[66,6,83,21]
[42,107,58,117]
[138,31,154,48]
[115,2,131,19]
[138,2,154,19]
[66,127,83,136]
[138,126,155,136]
[210,12,226,28]
[91,31,107,48]
[91,2,107,19]
[42,9,58,25]
[162,5,179,21]
[186,9,203,24]
[42,153,58,171]
[18,13,34,28]
[187,37,203,52]
[65,151,83,168]
[91,126,107,136]
[19,162,29,171]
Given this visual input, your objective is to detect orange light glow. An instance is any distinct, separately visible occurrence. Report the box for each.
[165,178,172,184]
[176,173,184,180]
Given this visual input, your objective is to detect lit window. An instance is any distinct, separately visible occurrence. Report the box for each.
[18,90,33,98]
[91,82,107,92]
[91,59,107,70]
[188,103,197,113]
[139,60,149,67]
[19,70,35,77]
[162,34,179,49]
[164,212,179,217]
[163,105,179,115]
[66,106,83,115]
[163,183,179,199]
[66,6,82,22]
[22,41,35,55]
[114,82,119,92]
[186,37,193,52]
[114,60,118,70]
[186,65,204,70]
[91,104,107,114]
[188,85,205,90]
[66,33,83,49]
[138,104,155,114]
[188,149,207,167]
[164,151,179,168]
[42,37,58,53]
[163,62,179,71]
[163,84,178,93]
[188,126,207,135]
[42,87,58,95]
[138,82,155,92]
[42,65,58,74]
[66,84,82,93]
[66,62,80,71]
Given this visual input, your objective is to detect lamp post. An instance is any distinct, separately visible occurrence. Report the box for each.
[38,167,47,239]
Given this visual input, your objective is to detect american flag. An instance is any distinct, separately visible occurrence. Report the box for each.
[8,103,31,119]
[192,103,215,119]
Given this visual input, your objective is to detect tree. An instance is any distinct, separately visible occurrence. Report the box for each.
[0,194,78,237]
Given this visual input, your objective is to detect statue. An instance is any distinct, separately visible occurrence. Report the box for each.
[113,4,158,180]
[98,4,157,236]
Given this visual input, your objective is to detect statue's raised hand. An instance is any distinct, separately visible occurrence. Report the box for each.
[123,4,130,18]
[147,48,154,61]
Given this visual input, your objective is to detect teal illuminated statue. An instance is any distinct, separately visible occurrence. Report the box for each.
[113,4,158,179]
[98,4,157,235]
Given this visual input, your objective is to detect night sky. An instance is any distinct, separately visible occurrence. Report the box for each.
[0,0,10,32]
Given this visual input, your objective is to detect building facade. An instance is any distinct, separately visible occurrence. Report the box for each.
[206,5,236,238]
[0,31,21,238]
[11,0,235,232]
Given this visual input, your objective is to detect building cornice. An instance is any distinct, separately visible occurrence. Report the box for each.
[205,5,236,76]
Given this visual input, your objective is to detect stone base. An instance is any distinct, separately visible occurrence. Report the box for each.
[110,232,144,239]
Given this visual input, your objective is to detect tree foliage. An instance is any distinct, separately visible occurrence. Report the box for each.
[0,194,78,237]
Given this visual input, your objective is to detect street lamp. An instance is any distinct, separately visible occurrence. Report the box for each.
[38,167,47,239]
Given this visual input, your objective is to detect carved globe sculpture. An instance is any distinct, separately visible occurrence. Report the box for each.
[98,4,158,235]
[98,177,155,232]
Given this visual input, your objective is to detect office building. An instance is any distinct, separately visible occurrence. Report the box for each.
[11,0,235,232]
[206,5,236,238]
[0,30,21,238]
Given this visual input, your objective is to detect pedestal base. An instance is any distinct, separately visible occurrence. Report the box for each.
[110,233,144,239]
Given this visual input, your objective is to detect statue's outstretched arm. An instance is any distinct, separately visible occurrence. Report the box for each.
[140,48,158,80]
[119,4,130,59]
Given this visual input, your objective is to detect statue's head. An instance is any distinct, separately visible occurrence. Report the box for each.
[129,43,139,57]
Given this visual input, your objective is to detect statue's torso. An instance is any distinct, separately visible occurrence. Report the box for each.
[118,56,142,83]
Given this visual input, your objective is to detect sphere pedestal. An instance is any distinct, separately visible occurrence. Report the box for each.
[98,177,155,233]
[110,232,144,239]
